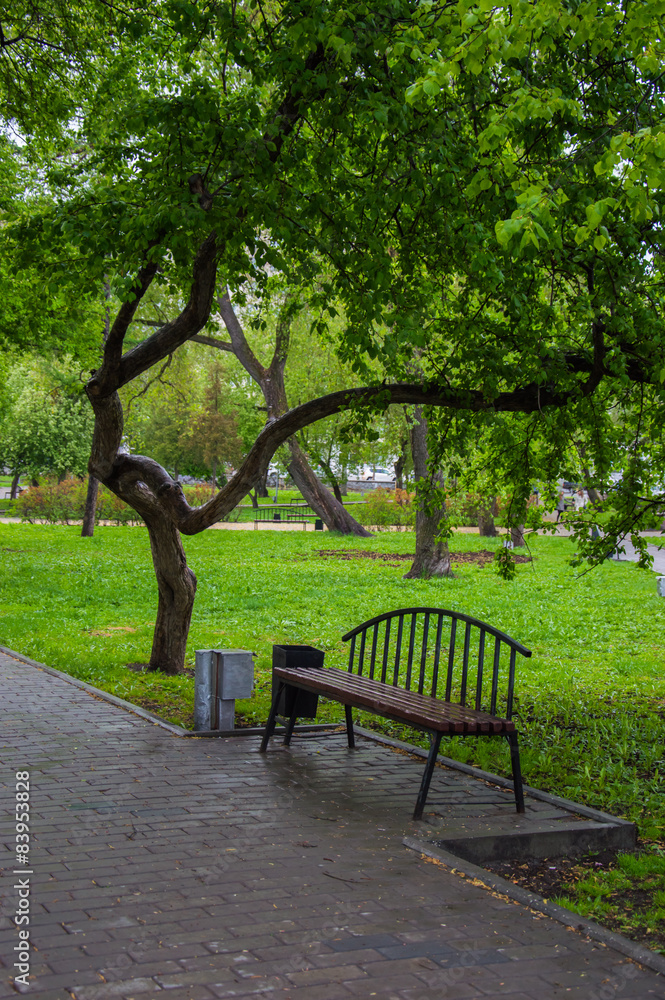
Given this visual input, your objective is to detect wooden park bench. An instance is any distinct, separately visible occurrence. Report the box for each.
[259,607,531,820]
[250,502,322,530]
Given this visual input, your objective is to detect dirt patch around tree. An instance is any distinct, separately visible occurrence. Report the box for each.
[126,661,194,677]
[317,549,532,567]
[482,846,665,953]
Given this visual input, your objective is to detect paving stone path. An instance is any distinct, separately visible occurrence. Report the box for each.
[1,650,663,1000]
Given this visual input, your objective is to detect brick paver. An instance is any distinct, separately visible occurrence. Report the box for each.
[1,650,663,999]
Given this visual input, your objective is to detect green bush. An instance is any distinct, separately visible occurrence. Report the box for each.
[355,488,416,527]
[16,478,142,525]
[17,478,87,524]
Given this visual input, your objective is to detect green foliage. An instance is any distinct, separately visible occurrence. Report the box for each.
[2,0,665,565]
[0,354,94,480]
[354,488,415,527]
[494,545,517,581]
[16,479,143,526]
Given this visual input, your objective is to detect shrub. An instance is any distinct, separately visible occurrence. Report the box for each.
[96,487,143,525]
[16,479,87,524]
[355,488,416,528]
[16,478,143,526]
[181,484,241,521]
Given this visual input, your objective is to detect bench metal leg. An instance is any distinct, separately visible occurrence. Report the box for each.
[345,705,355,748]
[413,732,442,821]
[259,683,284,753]
[507,732,525,813]
[283,691,300,746]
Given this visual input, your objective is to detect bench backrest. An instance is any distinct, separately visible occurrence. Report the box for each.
[342,607,531,719]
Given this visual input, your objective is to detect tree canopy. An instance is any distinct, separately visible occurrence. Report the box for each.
[4,0,665,667]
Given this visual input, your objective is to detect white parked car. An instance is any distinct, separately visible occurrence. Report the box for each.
[363,467,395,483]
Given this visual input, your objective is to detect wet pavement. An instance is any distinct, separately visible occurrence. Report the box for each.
[0,649,663,999]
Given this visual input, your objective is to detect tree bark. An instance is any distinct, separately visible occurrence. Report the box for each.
[146,515,197,673]
[511,524,526,547]
[81,476,99,536]
[10,472,20,500]
[404,407,453,579]
[478,502,497,536]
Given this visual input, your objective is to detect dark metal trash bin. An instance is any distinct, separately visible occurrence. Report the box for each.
[272,644,323,718]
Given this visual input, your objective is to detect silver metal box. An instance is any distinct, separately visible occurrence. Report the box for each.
[194,649,254,731]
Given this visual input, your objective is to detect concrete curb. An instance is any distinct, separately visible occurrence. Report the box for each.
[403,836,665,977]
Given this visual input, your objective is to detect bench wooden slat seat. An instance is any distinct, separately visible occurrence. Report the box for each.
[271,666,515,735]
[260,606,531,820]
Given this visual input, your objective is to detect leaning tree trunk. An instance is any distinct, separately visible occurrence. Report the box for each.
[81,476,99,536]
[10,473,20,500]
[287,438,371,535]
[202,290,371,537]
[146,514,197,673]
[404,406,453,579]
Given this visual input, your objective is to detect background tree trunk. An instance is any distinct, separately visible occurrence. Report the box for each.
[199,291,371,537]
[394,434,408,490]
[478,501,497,536]
[257,471,269,497]
[404,407,453,579]
[511,524,526,547]
[81,476,99,536]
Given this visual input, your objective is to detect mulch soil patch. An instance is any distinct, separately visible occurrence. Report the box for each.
[482,847,665,953]
[126,661,194,677]
[318,549,532,567]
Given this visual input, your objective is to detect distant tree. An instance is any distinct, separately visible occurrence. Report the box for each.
[0,355,94,486]
[403,406,453,579]
[181,361,244,493]
[195,288,371,534]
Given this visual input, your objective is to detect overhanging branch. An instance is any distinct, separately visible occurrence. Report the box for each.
[178,372,609,533]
